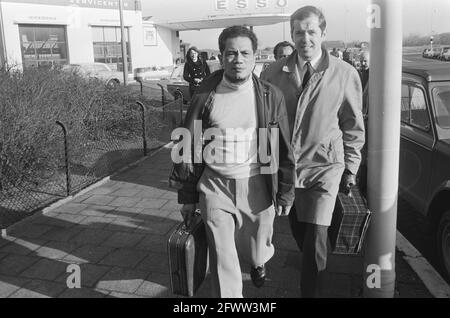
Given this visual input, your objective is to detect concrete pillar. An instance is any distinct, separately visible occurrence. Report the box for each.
[363,0,403,298]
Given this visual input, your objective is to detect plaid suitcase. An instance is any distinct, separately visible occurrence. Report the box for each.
[167,212,208,297]
[328,187,371,255]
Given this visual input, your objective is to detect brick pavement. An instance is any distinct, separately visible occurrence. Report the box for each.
[0,147,434,298]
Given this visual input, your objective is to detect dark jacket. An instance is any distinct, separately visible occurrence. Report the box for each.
[359,68,369,92]
[183,59,211,93]
[169,70,295,207]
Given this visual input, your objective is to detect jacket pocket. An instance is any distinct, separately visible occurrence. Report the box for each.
[312,143,332,164]
[331,138,345,163]
[313,138,343,164]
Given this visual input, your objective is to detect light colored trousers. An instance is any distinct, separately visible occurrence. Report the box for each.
[197,167,275,298]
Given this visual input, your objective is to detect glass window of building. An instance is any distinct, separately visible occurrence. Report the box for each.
[19,25,68,68]
[92,26,132,73]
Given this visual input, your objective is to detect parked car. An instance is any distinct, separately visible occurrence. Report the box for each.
[422,48,433,58]
[256,53,274,60]
[397,65,450,281]
[134,66,171,81]
[253,59,274,77]
[431,47,442,59]
[162,63,190,101]
[439,47,450,61]
[156,60,220,102]
[62,63,122,88]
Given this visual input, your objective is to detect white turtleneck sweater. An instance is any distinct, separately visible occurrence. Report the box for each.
[203,75,260,179]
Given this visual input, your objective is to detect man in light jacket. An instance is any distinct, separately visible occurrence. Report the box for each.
[261,5,365,297]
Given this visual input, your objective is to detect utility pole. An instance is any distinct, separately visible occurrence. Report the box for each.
[119,0,128,86]
[363,0,402,298]
[343,5,348,46]
[0,0,8,66]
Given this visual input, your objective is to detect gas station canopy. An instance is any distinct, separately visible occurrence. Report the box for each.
[155,13,290,31]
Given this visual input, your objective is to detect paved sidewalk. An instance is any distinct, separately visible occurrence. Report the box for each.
[0,147,434,298]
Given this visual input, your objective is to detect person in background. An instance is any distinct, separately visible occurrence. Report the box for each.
[343,48,354,66]
[358,50,370,196]
[337,48,343,60]
[359,51,370,92]
[183,46,211,98]
[330,47,339,58]
[273,41,295,60]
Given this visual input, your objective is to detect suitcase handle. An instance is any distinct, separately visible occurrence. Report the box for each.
[341,188,354,198]
[182,209,201,231]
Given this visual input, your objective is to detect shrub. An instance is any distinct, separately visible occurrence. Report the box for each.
[0,65,163,192]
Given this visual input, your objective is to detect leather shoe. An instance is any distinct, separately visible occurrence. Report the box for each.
[250,265,266,288]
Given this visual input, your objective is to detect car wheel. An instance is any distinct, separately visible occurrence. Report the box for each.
[106,79,119,89]
[437,210,450,282]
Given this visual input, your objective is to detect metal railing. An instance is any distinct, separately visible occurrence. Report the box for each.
[174,89,184,125]
[0,84,185,225]
[56,120,71,196]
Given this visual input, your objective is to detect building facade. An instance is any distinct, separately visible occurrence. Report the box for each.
[0,0,180,70]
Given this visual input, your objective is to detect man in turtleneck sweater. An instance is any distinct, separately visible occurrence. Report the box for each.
[169,26,295,298]
[202,69,260,178]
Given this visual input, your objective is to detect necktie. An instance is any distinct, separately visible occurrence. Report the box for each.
[302,62,313,90]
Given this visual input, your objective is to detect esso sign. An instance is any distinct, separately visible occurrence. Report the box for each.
[214,0,288,11]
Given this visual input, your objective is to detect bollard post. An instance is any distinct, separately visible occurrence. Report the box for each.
[56,121,71,196]
[157,83,166,120]
[157,83,166,106]
[138,79,143,96]
[136,101,147,156]
[174,89,184,125]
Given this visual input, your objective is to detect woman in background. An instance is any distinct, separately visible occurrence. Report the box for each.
[183,46,211,98]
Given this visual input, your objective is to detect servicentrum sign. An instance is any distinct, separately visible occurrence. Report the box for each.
[2,0,141,11]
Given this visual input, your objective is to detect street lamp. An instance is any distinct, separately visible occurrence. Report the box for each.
[119,0,128,86]
[430,7,437,50]
[0,0,7,66]
[342,3,350,47]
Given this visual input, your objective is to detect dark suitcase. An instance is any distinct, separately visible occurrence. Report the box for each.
[328,187,371,255]
[167,212,208,297]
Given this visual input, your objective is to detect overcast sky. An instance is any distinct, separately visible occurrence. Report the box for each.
[142,0,450,50]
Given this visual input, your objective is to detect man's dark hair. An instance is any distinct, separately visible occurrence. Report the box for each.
[273,41,295,58]
[290,5,327,34]
[218,25,258,54]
